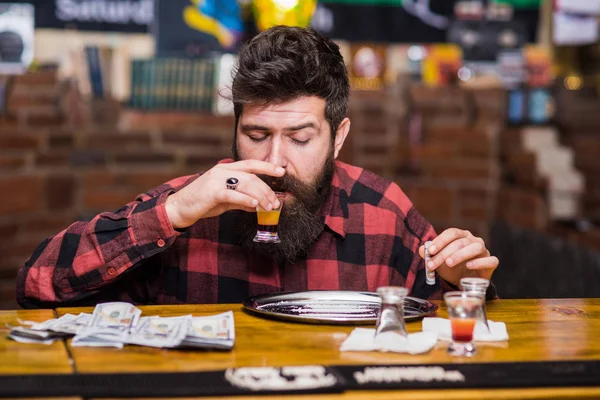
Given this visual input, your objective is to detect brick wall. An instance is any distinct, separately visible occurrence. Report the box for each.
[497,127,549,230]
[557,86,600,224]
[394,85,505,240]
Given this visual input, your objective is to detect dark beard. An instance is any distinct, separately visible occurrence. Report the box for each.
[231,151,336,264]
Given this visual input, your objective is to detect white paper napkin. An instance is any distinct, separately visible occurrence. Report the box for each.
[339,328,438,354]
[422,317,509,342]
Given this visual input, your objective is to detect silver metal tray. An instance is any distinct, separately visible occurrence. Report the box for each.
[242,291,438,325]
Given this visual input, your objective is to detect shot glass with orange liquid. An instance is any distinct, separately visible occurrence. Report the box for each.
[253,192,285,243]
[443,291,484,357]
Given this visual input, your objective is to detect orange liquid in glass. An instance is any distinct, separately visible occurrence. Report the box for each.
[257,210,281,226]
[451,318,476,342]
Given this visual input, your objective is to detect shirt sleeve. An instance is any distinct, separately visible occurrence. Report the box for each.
[16,175,197,308]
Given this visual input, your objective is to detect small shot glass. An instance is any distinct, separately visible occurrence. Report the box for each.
[444,291,484,357]
[460,277,491,333]
[253,192,285,243]
[374,286,409,342]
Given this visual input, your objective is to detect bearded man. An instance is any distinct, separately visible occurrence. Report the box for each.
[17,26,498,308]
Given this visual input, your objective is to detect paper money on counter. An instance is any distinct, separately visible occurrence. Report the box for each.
[72,302,142,348]
[180,311,235,350]
[8,302,235,350]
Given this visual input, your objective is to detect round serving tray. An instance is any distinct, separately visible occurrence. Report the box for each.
[242,290,438,325]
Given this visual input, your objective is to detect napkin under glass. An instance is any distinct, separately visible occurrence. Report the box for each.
[339,328,438,354]
[422,317,509,342]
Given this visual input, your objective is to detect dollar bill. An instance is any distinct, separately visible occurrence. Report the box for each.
[49,313,92,334]
[73,302,142,347]
[90,302,142,329]
[180,311,235,349]
[127,315,191,348]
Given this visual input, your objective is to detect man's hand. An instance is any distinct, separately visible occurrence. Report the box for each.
[418,228,499,287]
[165,160,285,229]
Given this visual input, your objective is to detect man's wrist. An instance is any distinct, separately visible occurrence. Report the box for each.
[165,194,184,229]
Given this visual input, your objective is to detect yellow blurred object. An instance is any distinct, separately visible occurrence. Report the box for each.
[564,75,583,91]
[253,0,317,31]
[27,60,40,72]
[422,44,463,87]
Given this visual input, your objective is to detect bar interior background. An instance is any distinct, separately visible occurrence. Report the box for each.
[0,0,599,308]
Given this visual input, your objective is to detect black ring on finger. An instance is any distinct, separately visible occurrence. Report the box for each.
[226,177,239,190]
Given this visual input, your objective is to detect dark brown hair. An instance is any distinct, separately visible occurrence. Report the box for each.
[232,26,350,137]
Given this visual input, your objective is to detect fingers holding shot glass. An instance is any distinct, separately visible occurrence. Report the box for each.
[253,191,286,243]
[444,291,484,357]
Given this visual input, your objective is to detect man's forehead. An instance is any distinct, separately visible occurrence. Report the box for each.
[241,97,326,123]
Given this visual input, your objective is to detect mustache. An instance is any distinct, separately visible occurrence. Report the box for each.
[256,173,318,198]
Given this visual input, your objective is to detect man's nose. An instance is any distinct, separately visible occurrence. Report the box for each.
[266,136,285,167]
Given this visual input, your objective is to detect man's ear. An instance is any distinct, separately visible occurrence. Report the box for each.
[333,117,350,159]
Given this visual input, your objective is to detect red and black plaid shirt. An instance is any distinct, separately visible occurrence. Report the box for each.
[17,161,494,308]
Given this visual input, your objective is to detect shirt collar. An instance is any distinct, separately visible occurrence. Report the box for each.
[319,163,348,239]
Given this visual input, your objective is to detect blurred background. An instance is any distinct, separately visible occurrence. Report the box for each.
[0,0,598,308]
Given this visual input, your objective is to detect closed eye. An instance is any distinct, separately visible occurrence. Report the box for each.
[248,135,267,142]
[291,138,309,145]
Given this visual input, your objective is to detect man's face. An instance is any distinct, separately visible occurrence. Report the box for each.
[232,96,350,262]
[234,96,335,201]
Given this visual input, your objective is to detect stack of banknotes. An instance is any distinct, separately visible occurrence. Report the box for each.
[8,302,235,350]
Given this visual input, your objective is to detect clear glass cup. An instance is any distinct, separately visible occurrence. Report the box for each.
[374,286,409,340]
[460,277,491,333]
[444,291,484,357]
[253,192,285,243]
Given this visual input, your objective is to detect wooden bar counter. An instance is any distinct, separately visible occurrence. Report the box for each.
[0,309,73,375]
[0,309,79,400]
[2,300,600,399]
[50,298,600,399]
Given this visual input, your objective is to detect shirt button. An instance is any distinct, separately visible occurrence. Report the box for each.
[107,268,117,276]
[157,238,166,247]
